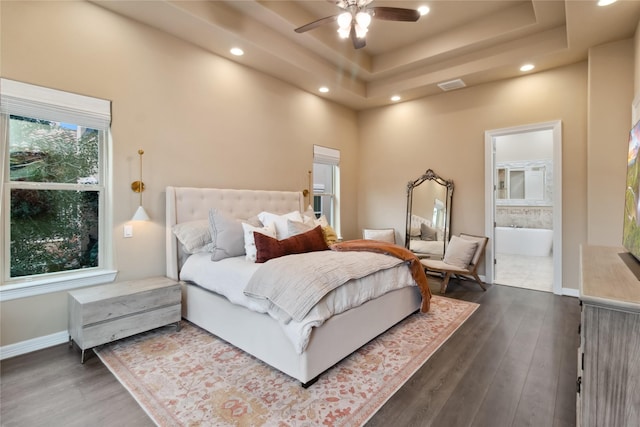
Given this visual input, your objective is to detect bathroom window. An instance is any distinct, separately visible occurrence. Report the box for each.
[496,162,550,205]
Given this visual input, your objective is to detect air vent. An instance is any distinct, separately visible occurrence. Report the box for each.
[437,78,466,91]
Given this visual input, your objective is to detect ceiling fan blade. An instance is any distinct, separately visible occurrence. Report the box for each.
[350,25,366,49]
[294,15,338,33]
[371,7,420,22]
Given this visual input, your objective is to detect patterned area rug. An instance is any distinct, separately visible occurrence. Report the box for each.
[96,295,478,427]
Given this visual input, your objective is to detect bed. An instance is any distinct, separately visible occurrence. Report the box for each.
[166,186,429,386]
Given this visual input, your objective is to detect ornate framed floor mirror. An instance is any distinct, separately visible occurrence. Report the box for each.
[405,169,454,260]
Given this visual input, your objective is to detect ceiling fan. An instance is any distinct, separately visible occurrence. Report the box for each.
[294,0,421,49]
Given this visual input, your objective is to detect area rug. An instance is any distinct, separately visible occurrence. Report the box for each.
[96,295,478,427]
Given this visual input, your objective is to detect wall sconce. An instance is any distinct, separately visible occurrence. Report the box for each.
[131,149,150,221]
[301,170,312,207]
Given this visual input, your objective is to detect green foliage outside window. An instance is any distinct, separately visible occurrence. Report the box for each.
[8,115,101,278]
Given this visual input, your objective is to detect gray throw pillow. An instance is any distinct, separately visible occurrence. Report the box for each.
[420,223,438,241]
[209,209,246,261]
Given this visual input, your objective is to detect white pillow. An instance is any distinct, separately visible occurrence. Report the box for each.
[303,205,316,220]
[257,211,303,239]
[172,220,212,254]
[303,213,329,228]
[242,222,277,262]
[288,218,314,237]
[443,235,478,269]
[209,209,245,261]
[363,228,395,243]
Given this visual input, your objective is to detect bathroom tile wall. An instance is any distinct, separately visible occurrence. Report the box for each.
[496,206,553,229]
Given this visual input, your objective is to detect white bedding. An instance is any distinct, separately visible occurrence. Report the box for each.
[180,251,416,354]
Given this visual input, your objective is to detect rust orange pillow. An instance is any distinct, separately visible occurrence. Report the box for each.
[254,225,329,263]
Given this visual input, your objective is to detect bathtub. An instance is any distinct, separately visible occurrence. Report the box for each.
[495,227,553,257]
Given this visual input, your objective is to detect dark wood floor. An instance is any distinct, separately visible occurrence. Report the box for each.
[1,277,580,427]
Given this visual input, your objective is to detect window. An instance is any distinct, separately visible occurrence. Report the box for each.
[312,145,340,236]
[1,79,115,300]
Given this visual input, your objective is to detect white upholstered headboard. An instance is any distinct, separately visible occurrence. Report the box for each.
[166,186,305,280]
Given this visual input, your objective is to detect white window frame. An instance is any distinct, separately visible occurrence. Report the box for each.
[313,145,341,238]
[0,79,116,301]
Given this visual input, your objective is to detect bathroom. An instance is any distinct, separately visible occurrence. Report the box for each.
[494,130,554,292]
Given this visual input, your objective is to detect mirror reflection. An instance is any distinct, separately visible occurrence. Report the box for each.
[405,169,454,259]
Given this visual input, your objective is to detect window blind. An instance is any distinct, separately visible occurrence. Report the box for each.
[313,145,340,166]
[0,78,111,129]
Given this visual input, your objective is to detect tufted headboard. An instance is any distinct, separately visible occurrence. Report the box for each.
[166,186,305,280]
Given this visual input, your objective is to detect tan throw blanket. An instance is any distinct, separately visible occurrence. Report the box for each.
[331,239,432,312]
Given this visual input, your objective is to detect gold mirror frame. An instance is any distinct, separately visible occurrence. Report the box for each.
[405,169,454,258]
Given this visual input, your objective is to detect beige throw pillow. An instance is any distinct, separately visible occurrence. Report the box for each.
[172,220,212,254]
[443,235,478,269]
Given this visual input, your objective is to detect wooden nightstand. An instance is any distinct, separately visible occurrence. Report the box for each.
[68,276,181,362]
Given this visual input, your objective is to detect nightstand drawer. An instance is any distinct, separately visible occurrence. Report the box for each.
[75,282,180,326]
[68,277,181,362]
[78,304,181,349]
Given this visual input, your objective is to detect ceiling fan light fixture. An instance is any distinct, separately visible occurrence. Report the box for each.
[354,24,368,38]
[337,12,352,38]
[354,11,371,38]
[356,11,371,29]
[418,6,430,16]
[337,12,352,29]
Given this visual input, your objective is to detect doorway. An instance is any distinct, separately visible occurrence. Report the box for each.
[484,121,562,294]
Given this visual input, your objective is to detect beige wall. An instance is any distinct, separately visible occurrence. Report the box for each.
[587,39,634,246]
[358,63,589,290]
[0,1,358,346]
[1,0,638,349]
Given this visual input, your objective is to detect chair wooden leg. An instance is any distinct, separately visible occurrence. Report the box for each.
[472,273,487,291]
[440,272,452,293]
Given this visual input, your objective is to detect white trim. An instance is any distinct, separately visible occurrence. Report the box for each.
[562,287,579,298]
[0,78,111,129]
[1,81,114,286]
[0,270,117,301]
[484,120,562,295]
[313,144,340,165]
[0,330,68,360]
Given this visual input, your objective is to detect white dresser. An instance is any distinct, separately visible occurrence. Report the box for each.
[68,276,181,362]
[578,245,640,426]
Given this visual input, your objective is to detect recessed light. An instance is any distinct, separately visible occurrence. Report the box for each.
[390,95,401,102]
[597,0,617,6]
[319,86,329,93]
[418,6,430,16]
[230,47,244,56]
[520,64,535,72]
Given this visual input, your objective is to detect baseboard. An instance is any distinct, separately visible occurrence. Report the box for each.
[0,330,68,361]
[562,287,579,298]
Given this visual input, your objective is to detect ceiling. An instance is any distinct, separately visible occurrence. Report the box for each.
[92,0,640,110]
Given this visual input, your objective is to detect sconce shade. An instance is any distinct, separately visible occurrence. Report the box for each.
[132,205,150,221]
